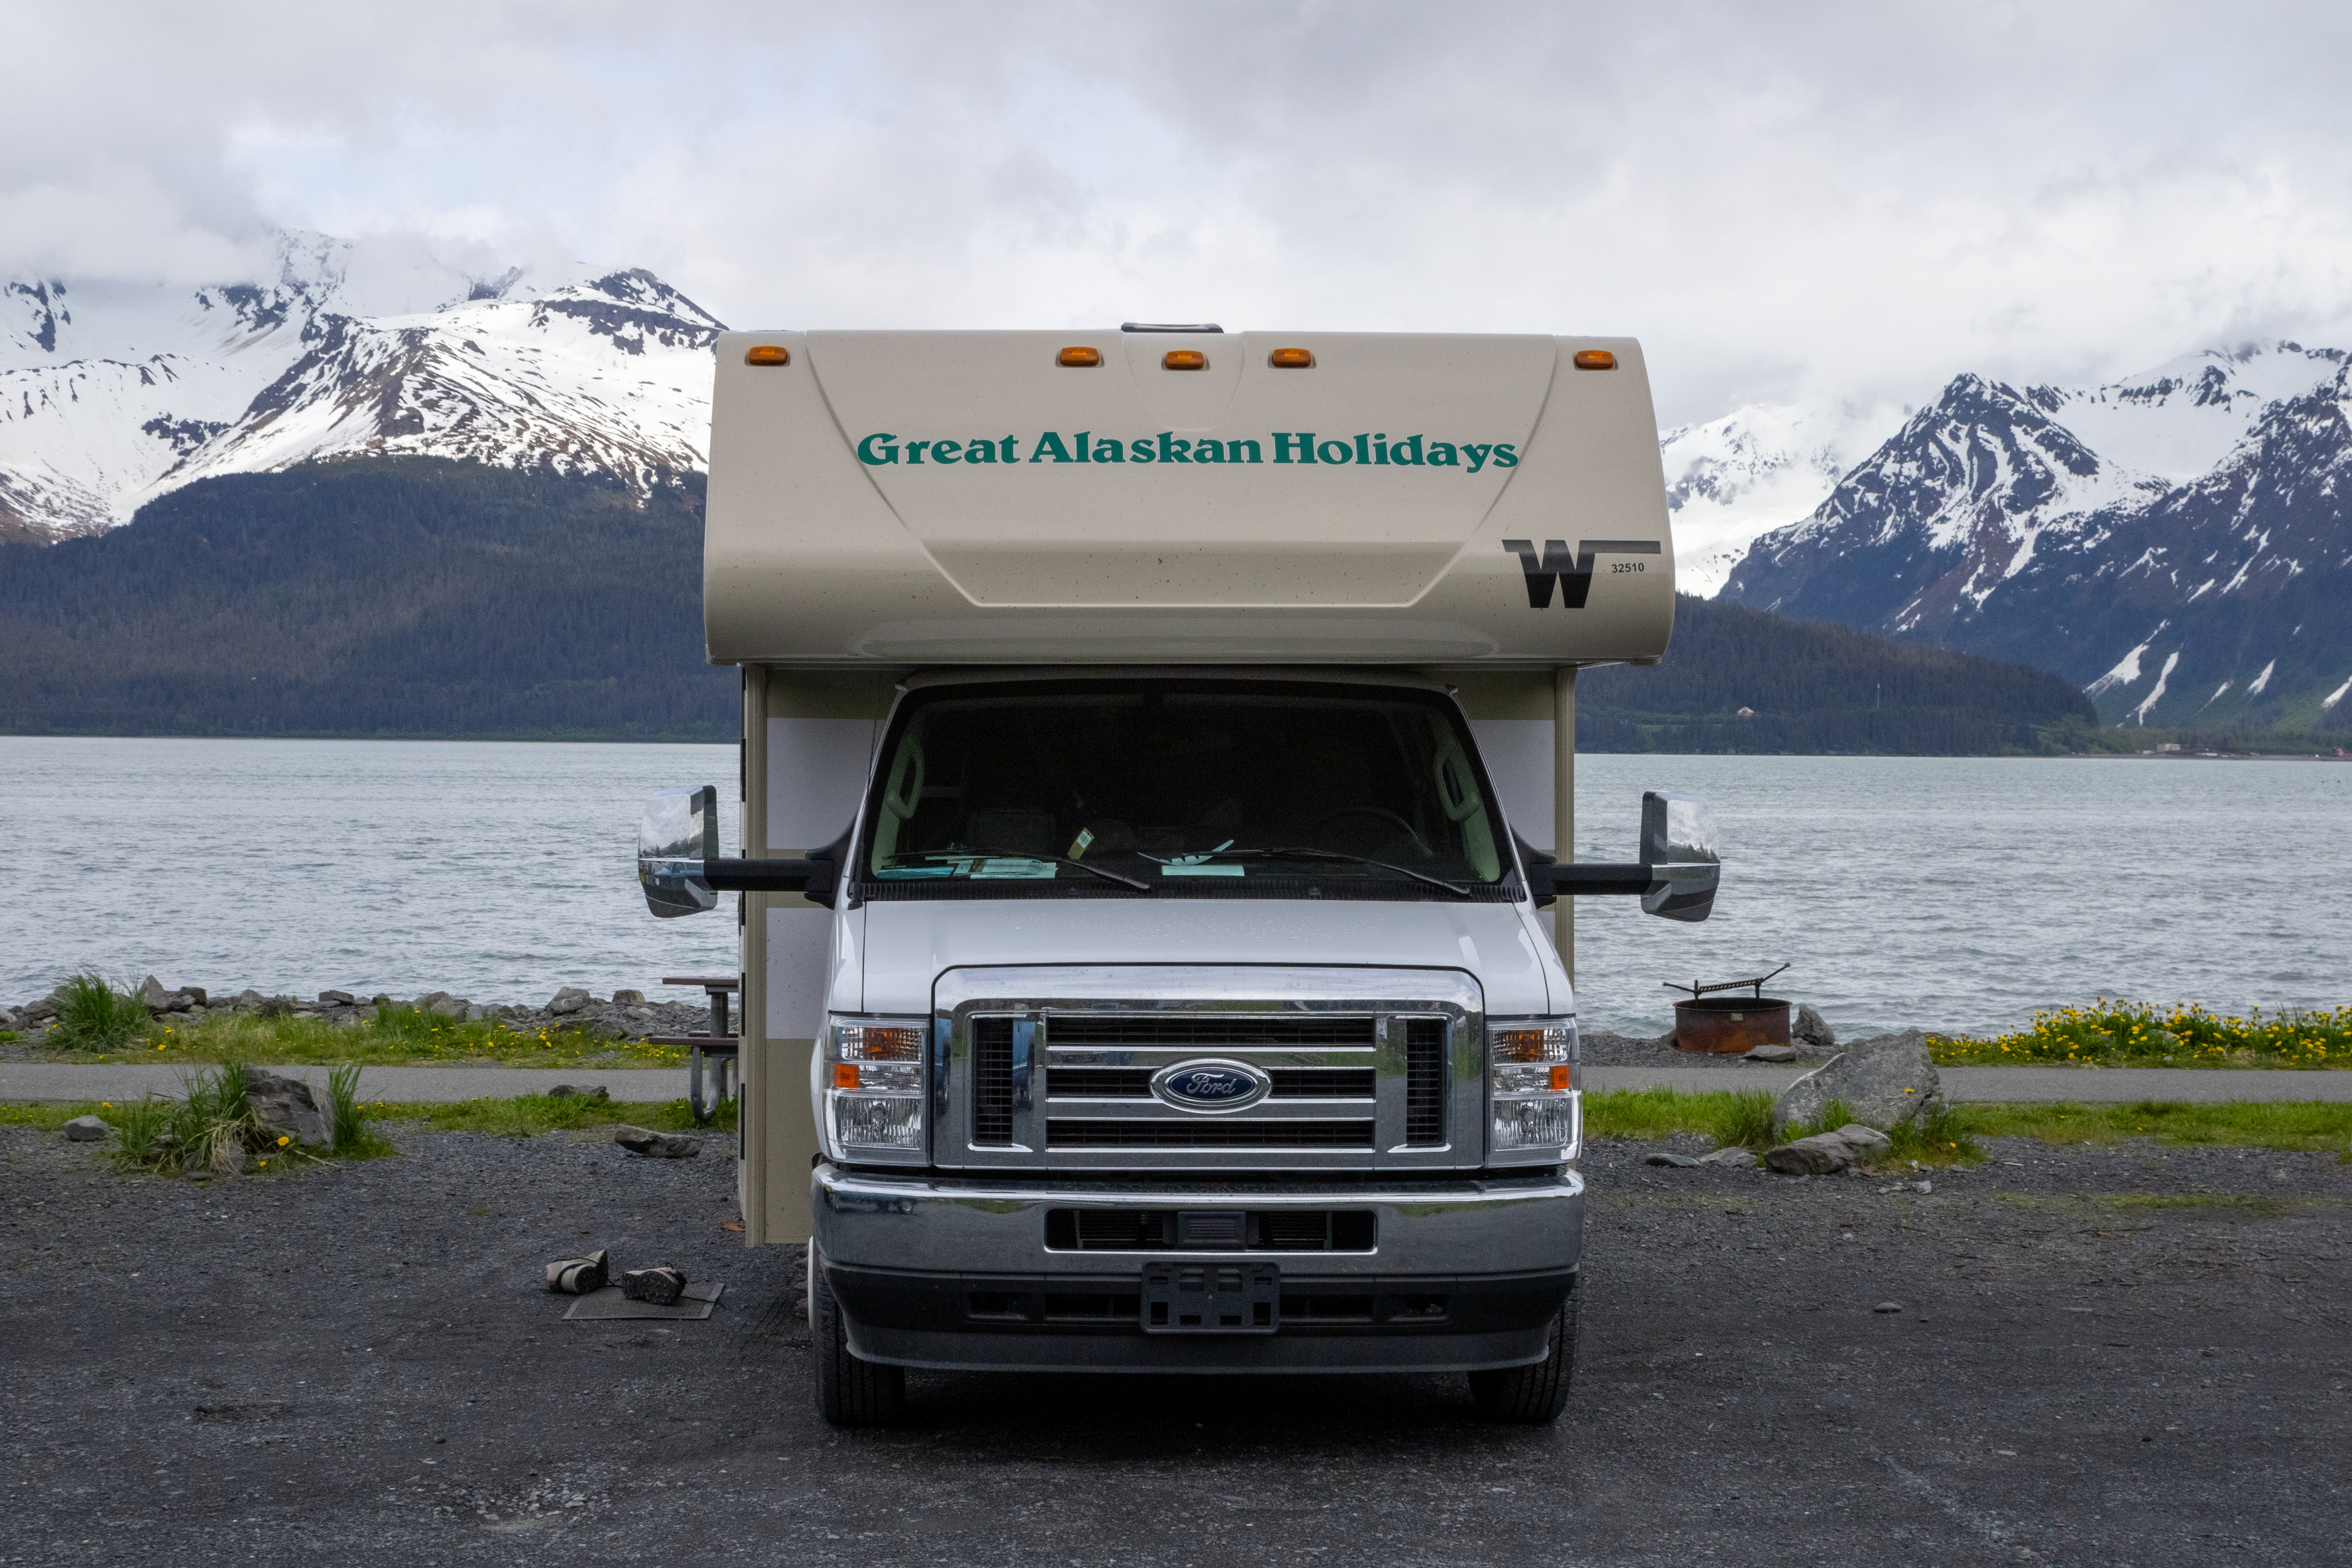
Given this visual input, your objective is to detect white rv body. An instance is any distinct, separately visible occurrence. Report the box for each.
[681,327,1686,1421]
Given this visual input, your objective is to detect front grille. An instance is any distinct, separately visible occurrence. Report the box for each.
[1045,1209,1377,1251]
[1047,1119,1374,1149]
[1045,1016,1378,1048]
[1046,1067,1376,1099]
[1404,1017,1447,1144]
[972,1017,1014,1145]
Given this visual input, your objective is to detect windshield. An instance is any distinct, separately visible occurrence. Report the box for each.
[858,680,1510,898]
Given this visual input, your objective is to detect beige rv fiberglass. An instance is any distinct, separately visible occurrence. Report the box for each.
[636,325,1719,1426]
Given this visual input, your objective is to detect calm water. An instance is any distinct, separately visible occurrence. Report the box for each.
[3,738,2346,1036]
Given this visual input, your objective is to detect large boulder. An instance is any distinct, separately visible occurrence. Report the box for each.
[1792,1003,1836,1051]
[1764,1123,1892,1175]
[241,1067,330,1147]
[547,986,593,1016]
[612,1125,700,1159]
[138,975,174,1014]
[1771,1029,1942,1136]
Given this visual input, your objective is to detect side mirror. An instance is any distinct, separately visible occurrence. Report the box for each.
[1514,791,1721,922]
[639,785,720,918]
[1639,791,1719,923]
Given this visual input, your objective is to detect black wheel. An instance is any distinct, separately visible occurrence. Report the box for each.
[812,1245,905,1428]
[1468,1275,1578,1424]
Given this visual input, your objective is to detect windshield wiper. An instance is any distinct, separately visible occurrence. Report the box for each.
[896,849,1151,892]
[1216,846,1474,898]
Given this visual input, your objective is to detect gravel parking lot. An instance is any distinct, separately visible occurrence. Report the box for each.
[4,1121,2347,1566]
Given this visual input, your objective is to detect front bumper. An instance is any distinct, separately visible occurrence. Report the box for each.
[813,1163,1584,1373]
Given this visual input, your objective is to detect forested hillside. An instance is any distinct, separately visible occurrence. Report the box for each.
[1577,595,2098,754]
[0,459,736,740]
[0,462,2095,752]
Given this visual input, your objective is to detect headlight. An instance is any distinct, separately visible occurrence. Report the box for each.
[823,1016,929,1164]
[1487,1017,1580,1163]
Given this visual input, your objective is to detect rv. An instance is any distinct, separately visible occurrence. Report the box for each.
[637,326,1718,1425]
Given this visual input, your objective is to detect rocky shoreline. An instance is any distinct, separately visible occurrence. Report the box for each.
[0,977,716,1056]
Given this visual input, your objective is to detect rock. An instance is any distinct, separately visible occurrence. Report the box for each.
[548,986,592,1016]
[319,990,357,1006]
[1742,1044,1802,1063]
[622,1266,687,1305]
[232,988,267,1013]
[257,996,295,1018]
[1915,1179,1933,1194]
[1644,1152,1702,1168]
[1698,1146,1760,1167]
[240,1067,331,1147]
[1764,1123,1893,1176]
[1770,1030,1943,1135]
[548,1085,610,1103]
[464,1004,491,1022]
[1873,1301,1903,1314]
[417,992,468,1019]
[180,986,208,1008]
[1793,1003,1836,1050]
[24,996,59,1022]
[611,989,646,1006]
[138,975,173,1013]
[64,1114,111,1142]
[612,1125,700,1159]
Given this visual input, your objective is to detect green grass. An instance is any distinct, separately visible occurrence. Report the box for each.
[1964,1098,2352,1155]
[368,1093,735,1136]
[45,972,157,1052]
[48,1003,686,1069]
[1932,999,2352,1069]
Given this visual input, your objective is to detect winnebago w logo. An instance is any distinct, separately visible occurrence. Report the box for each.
[1501,539,1662,609]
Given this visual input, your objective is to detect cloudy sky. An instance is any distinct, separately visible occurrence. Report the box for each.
[9,0,2350,424]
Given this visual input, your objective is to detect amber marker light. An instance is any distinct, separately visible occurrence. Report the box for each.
[1057,346,1102,367]
[833,1063,861,1089]
[744,344,791,366]
[1162,349,1208,370]
[1573,349,1616,370]
[1268,347,1315,368]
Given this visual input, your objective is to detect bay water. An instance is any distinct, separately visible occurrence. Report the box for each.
[3,737,2344,1037]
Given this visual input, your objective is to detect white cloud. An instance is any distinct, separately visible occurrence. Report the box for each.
[9,0,2352,424]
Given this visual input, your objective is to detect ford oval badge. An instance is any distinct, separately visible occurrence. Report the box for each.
[1150,1059,1271,1112]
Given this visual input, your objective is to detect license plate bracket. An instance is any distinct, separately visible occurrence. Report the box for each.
[1142,1261,1280,1333]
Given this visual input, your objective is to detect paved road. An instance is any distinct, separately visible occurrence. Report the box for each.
[6,1059,2350,1104]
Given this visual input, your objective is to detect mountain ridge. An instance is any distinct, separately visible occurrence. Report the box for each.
[1716,343,2352,732]
[1,233,722,543]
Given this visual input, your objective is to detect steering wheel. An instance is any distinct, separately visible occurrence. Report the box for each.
[1306,805,1430,856]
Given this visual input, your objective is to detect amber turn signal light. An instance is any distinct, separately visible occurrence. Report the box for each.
[1268,347,1314,369]
[1572,349,1616,370]
[833,1063,861,1089]
[1550,1064,1573,1091]
[1162,349,1207,370]
[744,344,791,366]
[1057,346,1102,367]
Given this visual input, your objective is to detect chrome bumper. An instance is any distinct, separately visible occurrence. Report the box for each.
[813,1163,1583,1373]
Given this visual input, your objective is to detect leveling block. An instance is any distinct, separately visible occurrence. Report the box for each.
[563,1281,726,1322]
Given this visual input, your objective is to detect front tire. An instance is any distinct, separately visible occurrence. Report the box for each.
[1468,1275,1578,1423]
[812,1246,906,1427]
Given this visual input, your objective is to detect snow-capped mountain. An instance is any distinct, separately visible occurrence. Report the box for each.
[0,232,722,543]
[1719,343,2352,731]
[1656,401,1890,597]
